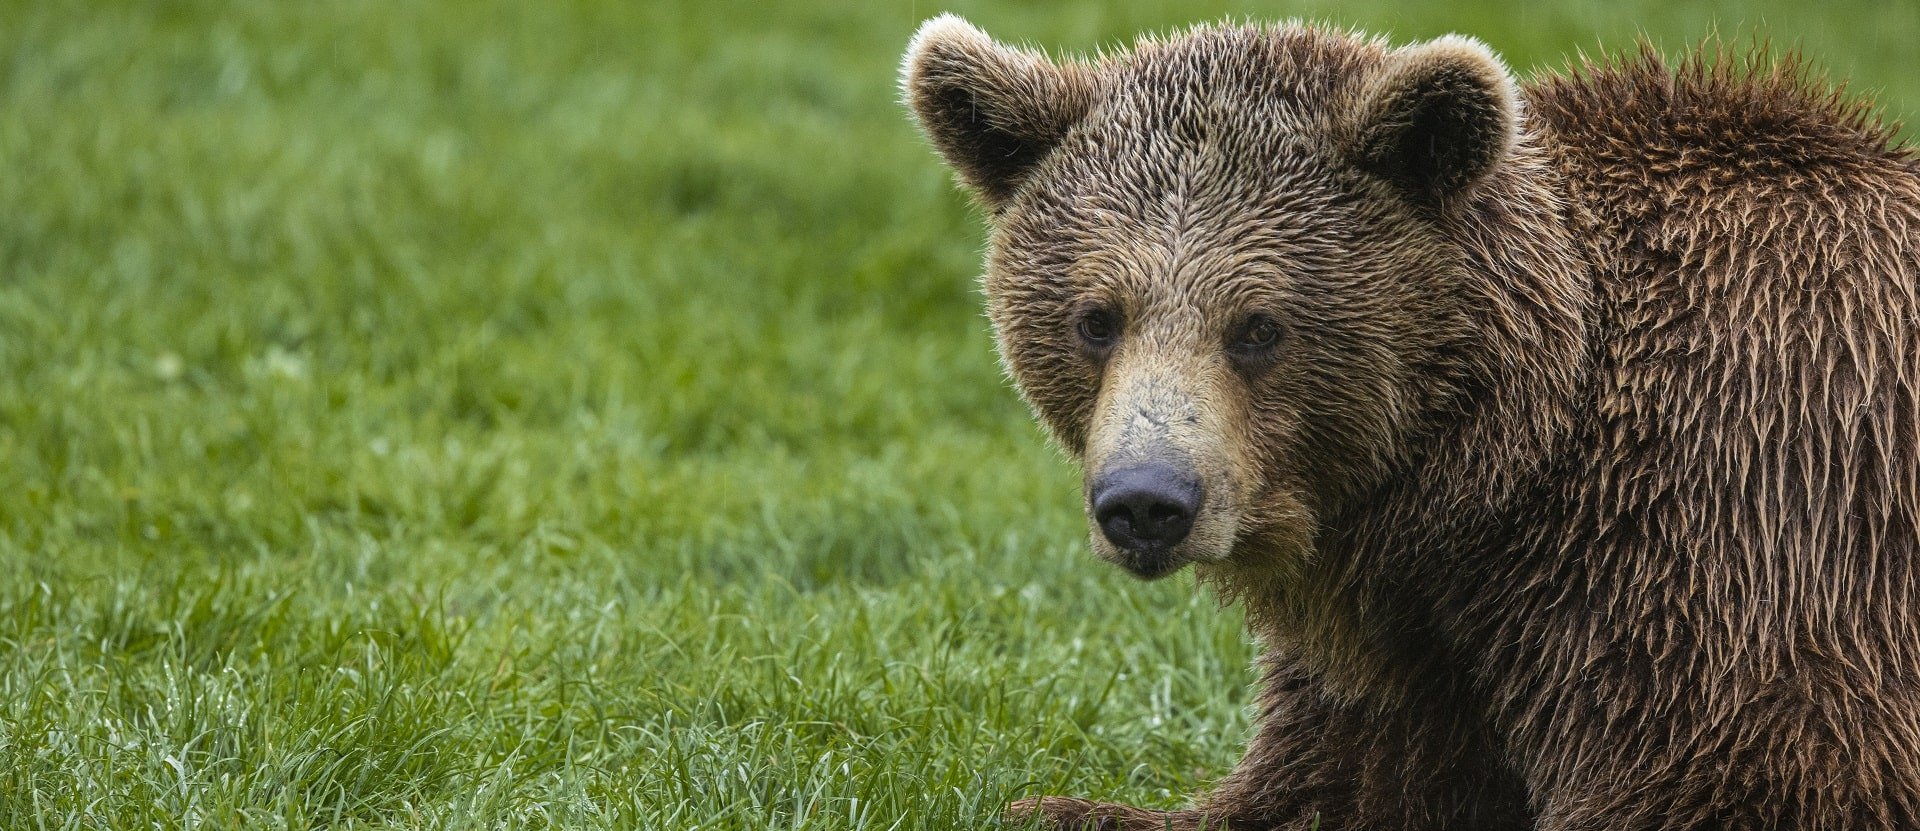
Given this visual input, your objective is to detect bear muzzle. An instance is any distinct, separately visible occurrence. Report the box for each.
[1079,353,1248,578]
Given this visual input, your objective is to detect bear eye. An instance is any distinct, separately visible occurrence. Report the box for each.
[1231,315,1284,354]
[1077,308,1121,350]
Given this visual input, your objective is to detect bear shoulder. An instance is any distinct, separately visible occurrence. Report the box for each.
[1521,45,1920,293]
[1526,46,1916,191]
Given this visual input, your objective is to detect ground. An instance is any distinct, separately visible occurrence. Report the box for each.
[0,1,1916,828]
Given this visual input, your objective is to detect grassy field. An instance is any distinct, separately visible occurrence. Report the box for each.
[2,0,1917,828]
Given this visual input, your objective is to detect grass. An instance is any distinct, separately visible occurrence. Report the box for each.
[1,0,1917,828]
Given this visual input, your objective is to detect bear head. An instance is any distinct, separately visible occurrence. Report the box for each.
[903,17,1529,581]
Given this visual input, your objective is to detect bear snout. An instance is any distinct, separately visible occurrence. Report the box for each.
[1091,462,1203,575]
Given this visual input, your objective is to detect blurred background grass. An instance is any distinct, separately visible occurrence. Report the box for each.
[1,1,1916,828]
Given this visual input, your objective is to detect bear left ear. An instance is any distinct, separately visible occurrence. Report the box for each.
[1344,36,1518,206]
[901,15,1098,209]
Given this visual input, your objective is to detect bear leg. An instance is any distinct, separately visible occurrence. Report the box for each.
[1196,656,1530,830]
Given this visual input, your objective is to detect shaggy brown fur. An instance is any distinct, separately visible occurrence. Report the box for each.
[904,16,1920,831]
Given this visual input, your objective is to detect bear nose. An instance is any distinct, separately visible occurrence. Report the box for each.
[1092,463,1201,552]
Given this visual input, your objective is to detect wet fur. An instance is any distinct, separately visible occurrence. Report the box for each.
[905,18,1920,831]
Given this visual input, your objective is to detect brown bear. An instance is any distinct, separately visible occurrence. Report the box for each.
[902,15,1920,831]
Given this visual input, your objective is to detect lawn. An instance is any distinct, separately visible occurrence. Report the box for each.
[1,0,1916,828]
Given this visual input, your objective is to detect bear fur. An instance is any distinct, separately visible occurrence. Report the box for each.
[904,15,1920,831]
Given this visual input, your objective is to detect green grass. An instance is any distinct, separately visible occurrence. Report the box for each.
[1,0,1917,827]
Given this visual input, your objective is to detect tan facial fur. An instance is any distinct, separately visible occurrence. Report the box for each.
[1073,257,1256,576]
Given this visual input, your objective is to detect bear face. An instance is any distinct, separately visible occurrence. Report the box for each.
[905,18,1523,580]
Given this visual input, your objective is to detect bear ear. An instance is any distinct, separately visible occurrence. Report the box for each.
[1344,35,1518,206]
[901,15,1097,209]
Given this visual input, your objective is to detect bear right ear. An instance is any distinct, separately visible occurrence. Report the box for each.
[901,15,1097,209]
[1343,36,1519,207]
